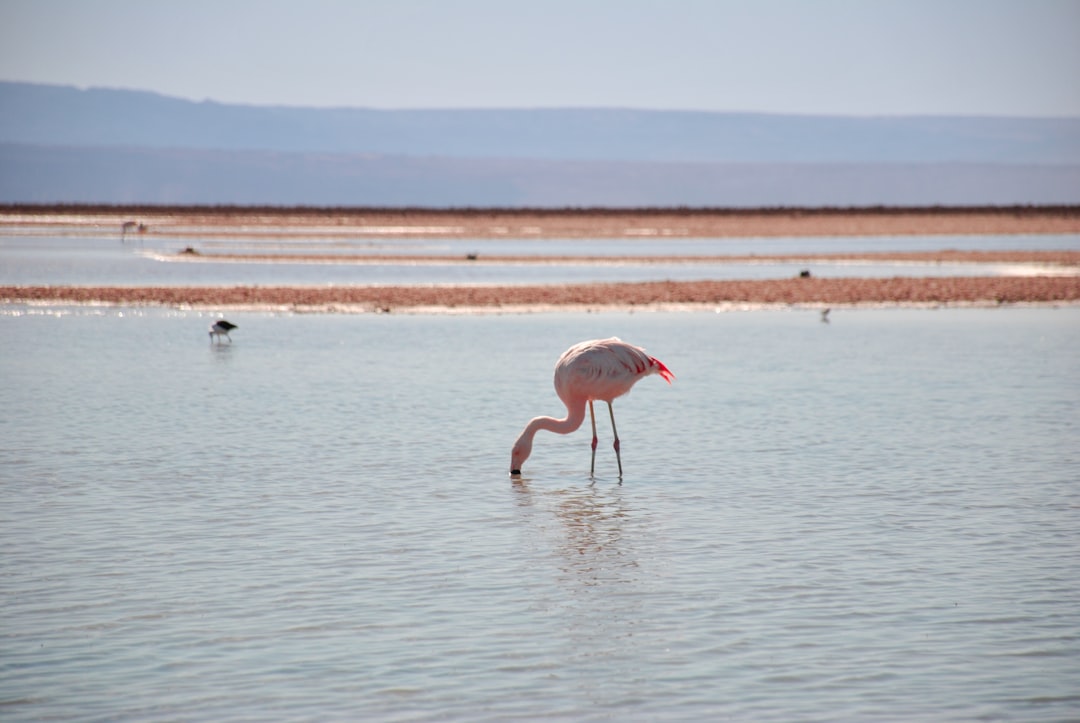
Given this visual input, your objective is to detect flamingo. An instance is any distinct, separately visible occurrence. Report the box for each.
[209,319,238,343]
[510,337,674,478]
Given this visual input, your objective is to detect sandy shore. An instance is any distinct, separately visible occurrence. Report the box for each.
[4,205,1078,311]
[5,277,1079,313]
[3,204,1080,238]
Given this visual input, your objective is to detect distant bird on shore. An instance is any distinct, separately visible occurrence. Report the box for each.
[120,220,147,242]
[821,308,831,323]
[510,337,674,478]
[209,319,238,343]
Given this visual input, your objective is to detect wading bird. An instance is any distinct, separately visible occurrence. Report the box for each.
[209,319,238,343]
[510,337,673,478]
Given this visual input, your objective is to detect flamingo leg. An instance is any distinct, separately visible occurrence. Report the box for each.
[608,401,623,478]
[589,400,598,477]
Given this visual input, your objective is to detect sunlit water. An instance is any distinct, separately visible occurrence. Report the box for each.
[2,233,1078,286]
[2,305,1078,721]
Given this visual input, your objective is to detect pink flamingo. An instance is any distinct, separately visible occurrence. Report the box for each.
[510,337,674,478]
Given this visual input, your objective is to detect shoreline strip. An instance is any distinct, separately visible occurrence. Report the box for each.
[4,205,1080,239]
[5,277,1079,313]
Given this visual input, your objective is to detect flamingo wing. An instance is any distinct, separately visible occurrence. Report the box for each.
[556,338,671,402]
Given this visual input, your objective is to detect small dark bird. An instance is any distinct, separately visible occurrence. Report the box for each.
[209,320,238,343]
[821,308,831,323]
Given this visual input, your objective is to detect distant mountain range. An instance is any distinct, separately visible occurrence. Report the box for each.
[2,81,1079,206]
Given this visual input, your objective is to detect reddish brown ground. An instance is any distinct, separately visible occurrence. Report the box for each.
[3,204,1080,238]
[4,277,1079,312]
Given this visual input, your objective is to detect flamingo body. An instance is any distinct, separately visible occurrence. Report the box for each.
[510,337,673,477]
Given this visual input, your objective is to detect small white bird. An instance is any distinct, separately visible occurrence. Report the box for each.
[209,319,238,343]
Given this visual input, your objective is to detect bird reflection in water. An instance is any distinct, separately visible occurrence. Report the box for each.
[513,481,641,588]
[512,480,654,663]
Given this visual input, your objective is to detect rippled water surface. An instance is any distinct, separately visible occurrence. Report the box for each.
[2,305,1078,720]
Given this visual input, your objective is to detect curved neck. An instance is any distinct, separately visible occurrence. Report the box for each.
[521,398,587,443]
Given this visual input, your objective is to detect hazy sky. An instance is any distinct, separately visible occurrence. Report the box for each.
[2,0,1078,116]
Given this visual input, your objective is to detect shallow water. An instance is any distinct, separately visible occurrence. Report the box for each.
[2,232,1078,287]
[2,305,1078,720]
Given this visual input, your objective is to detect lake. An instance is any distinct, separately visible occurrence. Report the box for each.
[2,303,1078,721]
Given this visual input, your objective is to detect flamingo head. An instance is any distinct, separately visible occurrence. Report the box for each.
[510,435,533,476]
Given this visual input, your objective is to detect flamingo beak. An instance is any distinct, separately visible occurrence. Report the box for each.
[510,469,521,476]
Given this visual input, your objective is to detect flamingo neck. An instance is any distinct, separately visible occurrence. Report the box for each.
[520,398,587,443]
[512,398,589,474]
